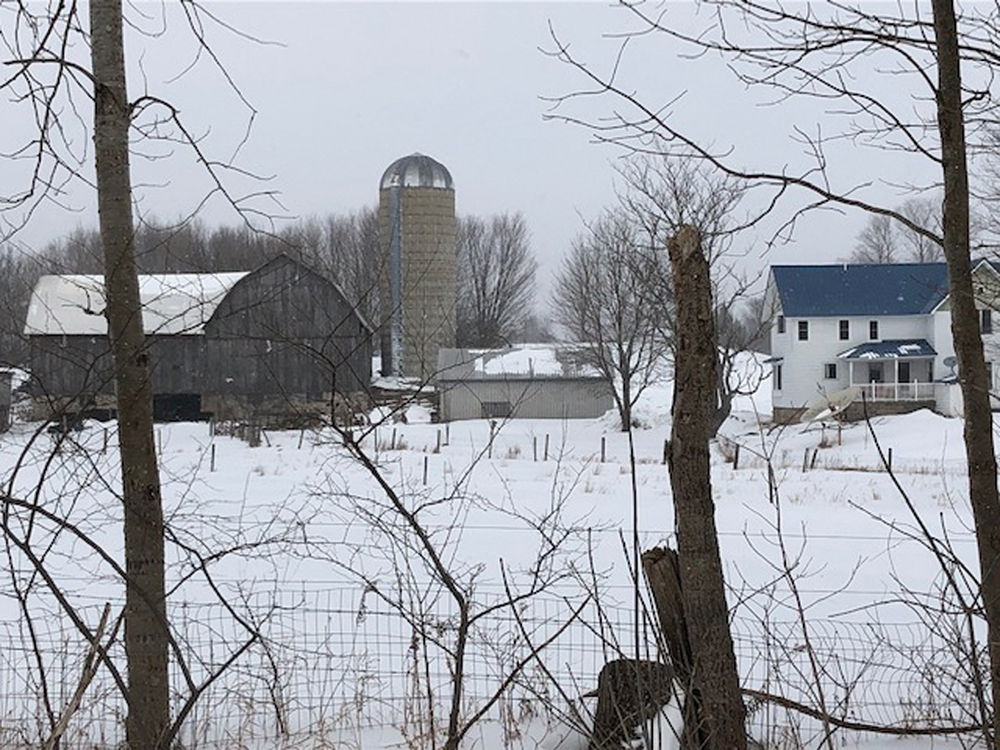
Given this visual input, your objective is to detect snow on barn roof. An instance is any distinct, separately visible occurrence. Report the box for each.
[24,272,249,336]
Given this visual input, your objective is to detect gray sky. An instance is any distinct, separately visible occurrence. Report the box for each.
[6,1,942,299]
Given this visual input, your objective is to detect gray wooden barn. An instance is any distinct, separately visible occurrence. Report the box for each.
[435,345,614,422]
[24,255,372,421]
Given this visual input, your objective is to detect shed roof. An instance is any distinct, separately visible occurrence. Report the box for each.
[771,264,950,317]
[837,339,937,360]
[24,272,248,336]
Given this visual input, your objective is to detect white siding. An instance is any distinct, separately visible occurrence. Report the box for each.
[772,314,933,410]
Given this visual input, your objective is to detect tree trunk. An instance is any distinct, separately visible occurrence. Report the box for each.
[932,1,1000,744]
[89,1,170,746]
[666,225,746,749]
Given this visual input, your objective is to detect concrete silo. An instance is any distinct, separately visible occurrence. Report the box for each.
[378,153,457,380]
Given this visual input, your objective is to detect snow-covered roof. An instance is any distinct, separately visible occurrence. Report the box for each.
[436,344,603,381]
[24,272,249,336]
[837,339,937,360]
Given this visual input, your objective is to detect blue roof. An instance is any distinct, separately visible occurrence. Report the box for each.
[837,339,937,360]
[771,264,950,317]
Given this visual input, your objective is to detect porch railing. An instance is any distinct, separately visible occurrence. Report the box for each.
[854,382,936,402]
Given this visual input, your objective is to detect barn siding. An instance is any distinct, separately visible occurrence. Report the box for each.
[204,255,371,397]
[30,336,204,398]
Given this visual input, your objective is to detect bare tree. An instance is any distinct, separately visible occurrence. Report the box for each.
[549,0,1000,740]
[88,1,170,742]
[852,214,899,264]
[0,245,43,367]
[899,197,946,262]
[851,198,946,264]
[552,208,666,431]
[3,0,270,744]
[320,207,380,325]
[456,212,538,348]
[617,152,764,435]
[616,150,745,266]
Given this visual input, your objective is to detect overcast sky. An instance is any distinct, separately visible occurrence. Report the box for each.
[5,1,943,299]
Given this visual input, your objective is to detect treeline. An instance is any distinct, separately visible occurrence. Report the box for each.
[0,209,545,368]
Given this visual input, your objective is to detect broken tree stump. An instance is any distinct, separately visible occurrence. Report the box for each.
[589,658,676,750]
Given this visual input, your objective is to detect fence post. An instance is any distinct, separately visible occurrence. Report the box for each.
[544,434,550,462]
[423,455,429,485]
[533,436,538,462]
[887,447,893,472]
[601,436,606,463]
[733,443,740,471]
[210,444,216,473]
[802,448,809,472]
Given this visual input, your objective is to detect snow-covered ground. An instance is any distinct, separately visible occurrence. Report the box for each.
[0,364,988,749]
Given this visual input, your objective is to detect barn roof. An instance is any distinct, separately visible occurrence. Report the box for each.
[24,272,248,336]
[770,263,950,317]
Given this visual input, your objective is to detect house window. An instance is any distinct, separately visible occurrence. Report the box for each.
[839,320,849,340]
[982,309,993,334]
[987,363,994,390]
[777,315,786,334]
[869,320,879,340]
[824,363,837,379]
[798,320,809,341]
[775,364,783,391]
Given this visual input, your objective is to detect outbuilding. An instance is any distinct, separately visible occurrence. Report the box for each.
[435,345,614,422]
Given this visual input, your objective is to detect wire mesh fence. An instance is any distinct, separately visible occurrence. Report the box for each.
[0,583,988,748]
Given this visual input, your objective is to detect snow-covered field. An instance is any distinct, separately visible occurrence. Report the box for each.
[0,371,989,749]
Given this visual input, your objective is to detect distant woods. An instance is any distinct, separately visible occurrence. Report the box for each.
[0,208,545,367]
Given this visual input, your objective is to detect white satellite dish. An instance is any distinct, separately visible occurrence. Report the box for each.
[943,355,958,377]
[798,386,861,424]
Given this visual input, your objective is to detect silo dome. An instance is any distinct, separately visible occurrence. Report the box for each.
[380,153,453,190]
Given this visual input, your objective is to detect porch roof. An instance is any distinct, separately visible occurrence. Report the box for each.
[837,339,937,360]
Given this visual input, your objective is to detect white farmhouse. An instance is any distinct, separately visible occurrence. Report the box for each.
[765,261,1000,422]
